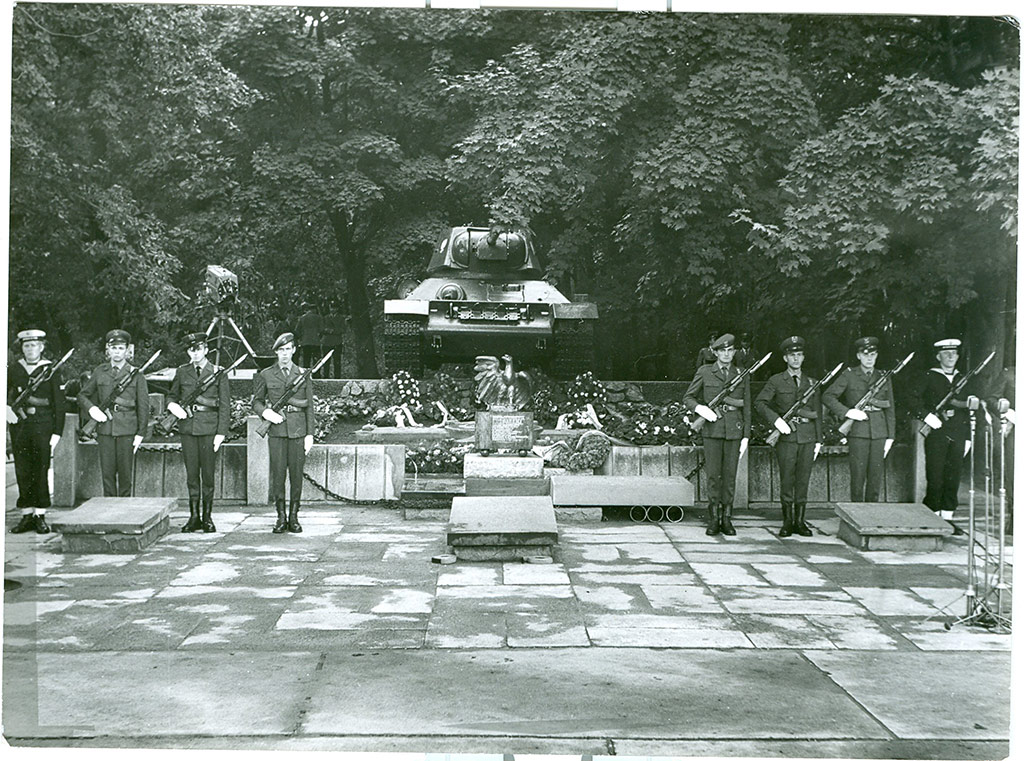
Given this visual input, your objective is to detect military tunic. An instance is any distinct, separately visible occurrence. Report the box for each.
[822,366,895,502]
[912,368,976,513]
[169,360,230,506]
[8,359,67,509]
[252,363,315,503]
[79,362,150,497]
[684,362,751,507]
[756,370,823,505]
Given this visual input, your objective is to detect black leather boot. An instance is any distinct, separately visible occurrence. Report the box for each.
[201,495,216,533]
[34,514,50,534]
[720,503,736,536]
[182,498,202,533]
[288,500,302,533]
[705,503,721,536]
[11,513,36,534]
[794,503,813,536]
[272,500,288,534]
[779,502,794,537]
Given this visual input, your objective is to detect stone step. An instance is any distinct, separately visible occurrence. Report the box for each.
[50,497,175,553]
[464,477,549,497]
[550,474,695,507]
[834,502,954,551]
[447,496,557,561]
[402,474,466,496]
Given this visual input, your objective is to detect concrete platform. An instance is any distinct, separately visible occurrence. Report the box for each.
[49,497,175,553]
[463,452,544,478]
[447,495,558,560]
[551,474,695,507]
[834,502,954,551]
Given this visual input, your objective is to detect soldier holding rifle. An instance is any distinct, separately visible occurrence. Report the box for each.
[823,336,902,502]
[78,330,151,497]
[912,339,988,532]
[756,336,838,537]
[164,333,233,533]
[252,332,315,534]
[7,329,68,534]
[684,333,758,537]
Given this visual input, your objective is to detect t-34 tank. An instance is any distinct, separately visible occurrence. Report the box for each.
[383,226,597,378]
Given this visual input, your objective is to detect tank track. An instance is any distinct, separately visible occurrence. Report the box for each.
[382,316,424,376]
[552,320,595,379]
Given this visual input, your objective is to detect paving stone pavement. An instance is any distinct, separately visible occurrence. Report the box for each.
[2,467,1015,757]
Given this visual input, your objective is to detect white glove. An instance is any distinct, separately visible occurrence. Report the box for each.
[883,438,894,458]
[964,439,972,457]
[49,434,61,450]
[304,434,314,454]
[739,437,748,456]
[923,412,943,430]
[88,406,108,423]
[166,401,188,420]
[997,398,1010,414]
[773,418,792,435]
[132,435,143,453]
[845,408,868,422]
[813,442,822,461]
[966,395,980,411]
[1004,408,1015,426]
[261,408,284,425]
[6,406,18,425]
[213,434,225,452]
[695,404,718,422]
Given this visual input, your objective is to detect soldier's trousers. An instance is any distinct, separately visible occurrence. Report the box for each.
[269,436,305,503]
[181,433,216,505]
[924,432,965,513]
[775,440,814,504]
[11,422,52,508]
[703,436,740,506]
[98,434,134,497]
[848,437,884,502]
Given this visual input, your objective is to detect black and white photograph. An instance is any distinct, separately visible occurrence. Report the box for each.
[2,1,1018,758]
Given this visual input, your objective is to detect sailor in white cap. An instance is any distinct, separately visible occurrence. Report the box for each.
[7,329,67,533]
[912,338,979,533]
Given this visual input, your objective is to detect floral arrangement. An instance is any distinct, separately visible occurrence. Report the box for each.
[421,371,473,423]
[600,402,698,446]
[385,370,421,408]
[545,430,613,471]
[565,371,607,409]
[405,439,472,474]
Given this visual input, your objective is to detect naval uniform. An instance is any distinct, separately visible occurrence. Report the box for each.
[823,367,895,502]
[79,362,150,497]
[913,367,975,514]
[169,360,230,513]
[252,363,314,507]
[756,370,823,507]
[8,359,66,511]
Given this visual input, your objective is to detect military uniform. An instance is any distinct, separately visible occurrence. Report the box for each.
[684,333,750,536]
[78,330,150,497]
[168,333,230,533]
[252,332,315,533]
[7,329,67,533]
[755,336,822,537]
[823,337,895,502]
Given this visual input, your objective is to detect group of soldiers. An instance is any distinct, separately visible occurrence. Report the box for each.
[684,332,1015,538]
[7,328,314,535]
[6,326,1017,539]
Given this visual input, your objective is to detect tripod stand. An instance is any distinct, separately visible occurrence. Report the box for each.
[205,308,257,369]
[945,408,1012,632]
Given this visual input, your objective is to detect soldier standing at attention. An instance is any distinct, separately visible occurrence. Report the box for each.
[684,333,750,537]
[79,330,149,497]
[756,336,823,537]
[166,333,230,533]
[913,339,979,533]
[252,332,314,534]
[7,329,66,533]
[823,336,895,502]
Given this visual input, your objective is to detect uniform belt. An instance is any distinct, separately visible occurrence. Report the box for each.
[111,403,136,412]
[284,404,306,413]
[791,416,811,424]
[26,397,50,407]
[190,403,218,412]
[863,405,881,412]
[720,403,739,412]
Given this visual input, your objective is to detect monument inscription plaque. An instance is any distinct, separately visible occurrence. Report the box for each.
[475,409,535,454]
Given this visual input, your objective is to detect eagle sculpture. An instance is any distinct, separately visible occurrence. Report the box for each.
[474,354,532,411]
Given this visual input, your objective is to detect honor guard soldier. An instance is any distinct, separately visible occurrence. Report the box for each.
[684,333,750,536]
[913,339,979,532]
[252,332,314,533]
[166,333,230,533]
[755,336,823,537]
[79,329,150,497]
[7,329,66,533]
[823,336,895,502]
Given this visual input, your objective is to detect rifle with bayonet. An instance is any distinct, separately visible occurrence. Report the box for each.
[837,352,914,437]
[918,351,995,438]
[255,350,334,438]
[688,352,772,432]
[10,349,74,420]
[79,350,162,438]
[766,362,845,447]
[155,353,246,435]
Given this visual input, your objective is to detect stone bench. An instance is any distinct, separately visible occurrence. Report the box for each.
[834,502,954,551]
[550,475,695,522]
[447,496,557,560]
[50,497,175,553]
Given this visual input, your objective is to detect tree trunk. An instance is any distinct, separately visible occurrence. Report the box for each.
[326,208,380,378]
